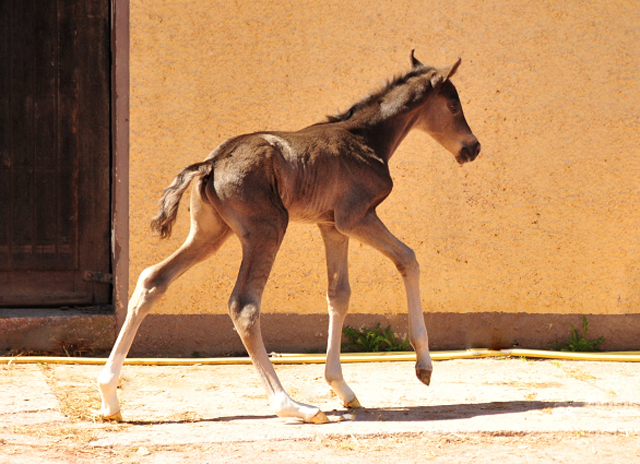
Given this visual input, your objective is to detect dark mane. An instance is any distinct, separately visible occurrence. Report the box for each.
[325,64,438,123]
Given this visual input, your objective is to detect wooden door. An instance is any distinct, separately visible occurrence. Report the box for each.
[0,1,111,307]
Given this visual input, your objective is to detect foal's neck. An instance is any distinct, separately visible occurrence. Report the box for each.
[363,104,425,164]
[363,75,435,163]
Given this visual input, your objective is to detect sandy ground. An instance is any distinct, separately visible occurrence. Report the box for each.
[1,357,640,463]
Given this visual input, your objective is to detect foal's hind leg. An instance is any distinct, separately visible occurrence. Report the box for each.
[97,192,231,420]
[227,220,328,424]
[318,224,360,408]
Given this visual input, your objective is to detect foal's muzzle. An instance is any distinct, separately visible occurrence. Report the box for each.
[457,140,481,164]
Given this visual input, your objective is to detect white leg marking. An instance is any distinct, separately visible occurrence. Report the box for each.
[319,224,361,408]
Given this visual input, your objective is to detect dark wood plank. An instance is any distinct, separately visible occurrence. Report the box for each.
[34,169,58,269]
[33,1,59,270]
[8,0,36,269]
[10,0,36,169]
[57,0,81,271]
[0,167,10,270]
[10,168,35,270]
[0,291,93,307]
[0,0,12,269]
[0,271,77,296]
[56,164,78,269]
[34,0,58,170]
[73,0,112,303]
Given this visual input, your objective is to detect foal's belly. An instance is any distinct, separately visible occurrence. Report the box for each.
[285,202,335,225]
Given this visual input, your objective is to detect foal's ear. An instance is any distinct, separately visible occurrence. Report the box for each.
[410,49,424,68]
[430,57,462,88]
[443,57,462,79]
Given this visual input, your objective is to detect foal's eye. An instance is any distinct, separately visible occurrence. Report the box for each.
[448,100,460,114]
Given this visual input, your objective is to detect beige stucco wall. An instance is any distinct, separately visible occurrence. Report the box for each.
[129,0,639,320]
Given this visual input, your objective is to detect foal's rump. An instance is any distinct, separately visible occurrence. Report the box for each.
[149,132,288,241]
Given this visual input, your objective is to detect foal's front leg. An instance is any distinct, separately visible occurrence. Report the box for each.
[338,211,433,385]
[318,224,360,408]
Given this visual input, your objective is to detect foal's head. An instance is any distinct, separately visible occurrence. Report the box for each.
[413,53,481,165]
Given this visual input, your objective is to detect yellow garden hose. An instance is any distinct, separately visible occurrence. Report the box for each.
[3,348,640,365]
[502,348,640,362]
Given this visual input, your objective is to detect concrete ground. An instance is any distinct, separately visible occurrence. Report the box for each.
[1,356,639,463]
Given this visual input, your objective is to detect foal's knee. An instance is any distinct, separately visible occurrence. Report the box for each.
[327,281,351,313]
[228,296,260,336]
[394,247,420,278]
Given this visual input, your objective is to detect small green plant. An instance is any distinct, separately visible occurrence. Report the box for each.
[552,316,605,352]
[342,323,411,352]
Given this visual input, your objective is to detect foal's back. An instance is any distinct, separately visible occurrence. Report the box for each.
[204,123,391,225]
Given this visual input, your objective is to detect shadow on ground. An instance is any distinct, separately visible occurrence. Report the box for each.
[119,400,583,425]
[341,400,584,422]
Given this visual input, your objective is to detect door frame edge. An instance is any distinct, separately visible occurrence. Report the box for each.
[111,0,129,330]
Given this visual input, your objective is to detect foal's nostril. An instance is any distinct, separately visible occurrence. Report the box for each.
[464,141,480,161]
[473,141,481,159]
[458,140,481,164]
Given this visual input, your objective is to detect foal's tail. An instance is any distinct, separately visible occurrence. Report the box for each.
[150,161,213,239]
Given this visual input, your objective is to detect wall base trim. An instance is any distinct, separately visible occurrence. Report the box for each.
[2,310,637,357]
[130,312,638,357]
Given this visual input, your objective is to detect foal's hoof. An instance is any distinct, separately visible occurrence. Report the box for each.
[344,397,362,409]
[416,367,432,386]
[100,411,123,422]
[307,410,330,424]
